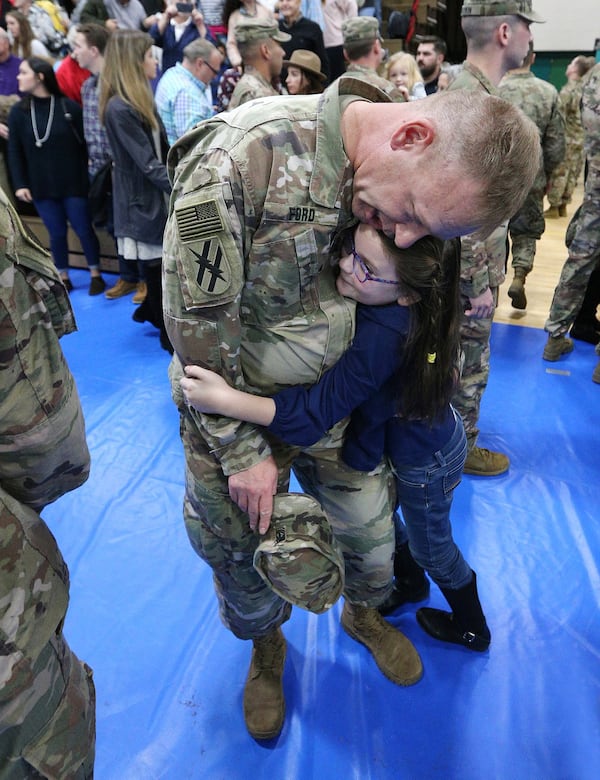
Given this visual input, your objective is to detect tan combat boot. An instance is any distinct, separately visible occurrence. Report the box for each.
[132,281,147,304]
[543,335,574,362]
[341,602,423,686]
[105,279,138,299]
[463,446,509,476]
[243,628,286,740]
[507,270,527,310]
[558,204,568,217]
[544,205,560,218]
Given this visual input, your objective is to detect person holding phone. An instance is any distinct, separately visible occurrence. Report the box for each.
[150,1,218,72]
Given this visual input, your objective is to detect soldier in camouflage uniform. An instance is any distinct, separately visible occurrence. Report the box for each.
[543,62,600,383]
[499,44,565,310]
[341,16,405,102]
[448,0,543,477]
[0,187,95,777]
[227,20,290,111]
[162,76,540,739]
[546,55,595,218]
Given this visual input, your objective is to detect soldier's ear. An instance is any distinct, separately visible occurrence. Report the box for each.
[390,120,434,151]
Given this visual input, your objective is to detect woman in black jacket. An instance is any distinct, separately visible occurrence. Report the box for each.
[7,57,105,295]
[99,29,172,353]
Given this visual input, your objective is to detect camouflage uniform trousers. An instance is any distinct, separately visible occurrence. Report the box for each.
[0,636,95,780]
[509,185,546,275]
[545,167,600,337]
[451,289,498,449]
[0,492,95,780]
[547,142,585,208]
[180,412,396,640]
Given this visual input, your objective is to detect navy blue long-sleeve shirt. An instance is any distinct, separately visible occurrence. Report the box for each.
[267,303,454,471]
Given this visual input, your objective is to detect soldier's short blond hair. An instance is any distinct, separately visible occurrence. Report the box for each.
[424,90,541,237]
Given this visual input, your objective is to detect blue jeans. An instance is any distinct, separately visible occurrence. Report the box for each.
[393,411,472,591]
[34,197,100,272]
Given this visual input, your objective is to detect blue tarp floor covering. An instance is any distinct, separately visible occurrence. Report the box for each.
[44,269,600,780]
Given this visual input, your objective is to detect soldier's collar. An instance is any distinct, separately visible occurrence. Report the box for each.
[311,77,392,209]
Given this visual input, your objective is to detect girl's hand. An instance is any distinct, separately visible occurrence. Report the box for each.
[15,188,32,203]
[181,365,230,414]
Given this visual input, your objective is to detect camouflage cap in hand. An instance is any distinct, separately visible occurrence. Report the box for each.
[235,19,291,45]
[253,493,345,614]
[342,16,380,45]
[461,0,545,22]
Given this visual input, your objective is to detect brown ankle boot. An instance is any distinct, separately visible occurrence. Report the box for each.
[507,272,527,310]
[544,205,560,219]
[243,628,286,740]
[558,204,567,217]
[341,602,423,686]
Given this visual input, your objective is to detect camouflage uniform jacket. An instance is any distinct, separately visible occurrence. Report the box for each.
[0,189,90,511]
[164,78,391,477]
[0,189,91,752]
[448,61,507,296]
[227,71,280,111]
[558,78,585,147]
[498,71,565,190]
[344,63,406,103]
[582,63,600,172]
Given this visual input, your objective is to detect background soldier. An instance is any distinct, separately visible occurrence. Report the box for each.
[341,16,405,101]
[545,55,595,219]
[499,43,565,310]
[448,0,543,477]
[0,188,95,777]
[543,62,600,385]
[228,20,290,110]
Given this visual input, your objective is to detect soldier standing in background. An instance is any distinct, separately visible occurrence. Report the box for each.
[499,43,565,310]
[543,62,600,384]
[341,16,405,102]
[0,187,95,777]
[227,20,290,110]
[448,0,544,477]
[545,54,595,219]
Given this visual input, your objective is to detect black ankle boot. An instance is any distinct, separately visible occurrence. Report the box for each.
[379,542,430,617]
[416,571,490,652]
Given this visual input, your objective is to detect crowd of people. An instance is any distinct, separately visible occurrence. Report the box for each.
[1,0,599,772]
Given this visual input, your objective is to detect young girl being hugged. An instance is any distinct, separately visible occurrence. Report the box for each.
[99,30,173,353]
[180,224,491,653]
[384,51,426,101]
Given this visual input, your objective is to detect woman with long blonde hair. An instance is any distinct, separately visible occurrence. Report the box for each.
[99,30,172,352]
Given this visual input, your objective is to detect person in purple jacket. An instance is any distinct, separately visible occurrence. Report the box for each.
[180,222,491,653]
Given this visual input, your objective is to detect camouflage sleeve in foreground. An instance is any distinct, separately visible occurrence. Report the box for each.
[0,485,95,778]
[0,192,90,510]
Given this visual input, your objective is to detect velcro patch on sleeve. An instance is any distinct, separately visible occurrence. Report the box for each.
[173,187,243,308]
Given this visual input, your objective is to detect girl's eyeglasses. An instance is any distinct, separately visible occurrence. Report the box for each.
[346,238,399,286]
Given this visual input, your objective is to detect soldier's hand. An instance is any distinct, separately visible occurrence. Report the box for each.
[465,287,494,319]
[228,456,278,534]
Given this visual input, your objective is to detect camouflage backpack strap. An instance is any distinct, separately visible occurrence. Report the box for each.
[0,188,75,338]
